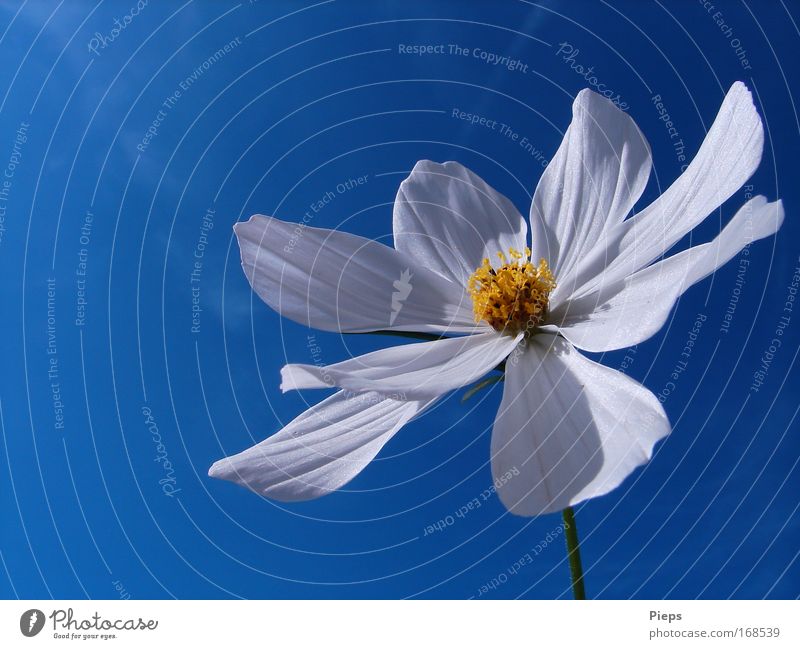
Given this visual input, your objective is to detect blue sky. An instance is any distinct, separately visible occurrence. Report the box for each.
[0,0,798,599]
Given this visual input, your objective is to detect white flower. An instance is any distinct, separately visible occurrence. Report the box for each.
[209,82,783,515]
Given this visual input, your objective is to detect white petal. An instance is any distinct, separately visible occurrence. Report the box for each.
[235,215,476,333]
[553,197,783,352]
[530,88,651,284]
[209,391,435,501]
[491,335,669,516]
[574,82,764,295]
[281,331,521,398]
[393,160,527,285]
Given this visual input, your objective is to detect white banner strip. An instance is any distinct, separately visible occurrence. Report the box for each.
[1,600,797,647]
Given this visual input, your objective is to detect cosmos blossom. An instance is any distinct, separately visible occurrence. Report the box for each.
[210,82,782,516]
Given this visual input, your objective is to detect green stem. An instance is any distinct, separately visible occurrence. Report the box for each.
[356,331,509,372]
[352,330,447,342]
[562,506,586,599]
[461,373,504,402]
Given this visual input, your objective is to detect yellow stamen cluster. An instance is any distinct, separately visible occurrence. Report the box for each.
[467,247,556,335]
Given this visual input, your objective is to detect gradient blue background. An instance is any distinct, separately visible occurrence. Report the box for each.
[0,0,798,599]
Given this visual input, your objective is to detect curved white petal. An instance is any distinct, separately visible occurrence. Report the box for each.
[393,160,528,285]
[553,196,783,352]
[530,88,652,285]
[571,82,764,297]
[281,331,521,398]
[491,335,669,516]
[235,215,476,333]
[209,391,435,501]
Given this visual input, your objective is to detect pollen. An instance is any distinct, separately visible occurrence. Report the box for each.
[467,247,555,335]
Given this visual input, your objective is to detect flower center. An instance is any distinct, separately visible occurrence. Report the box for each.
[467,247,555,335]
